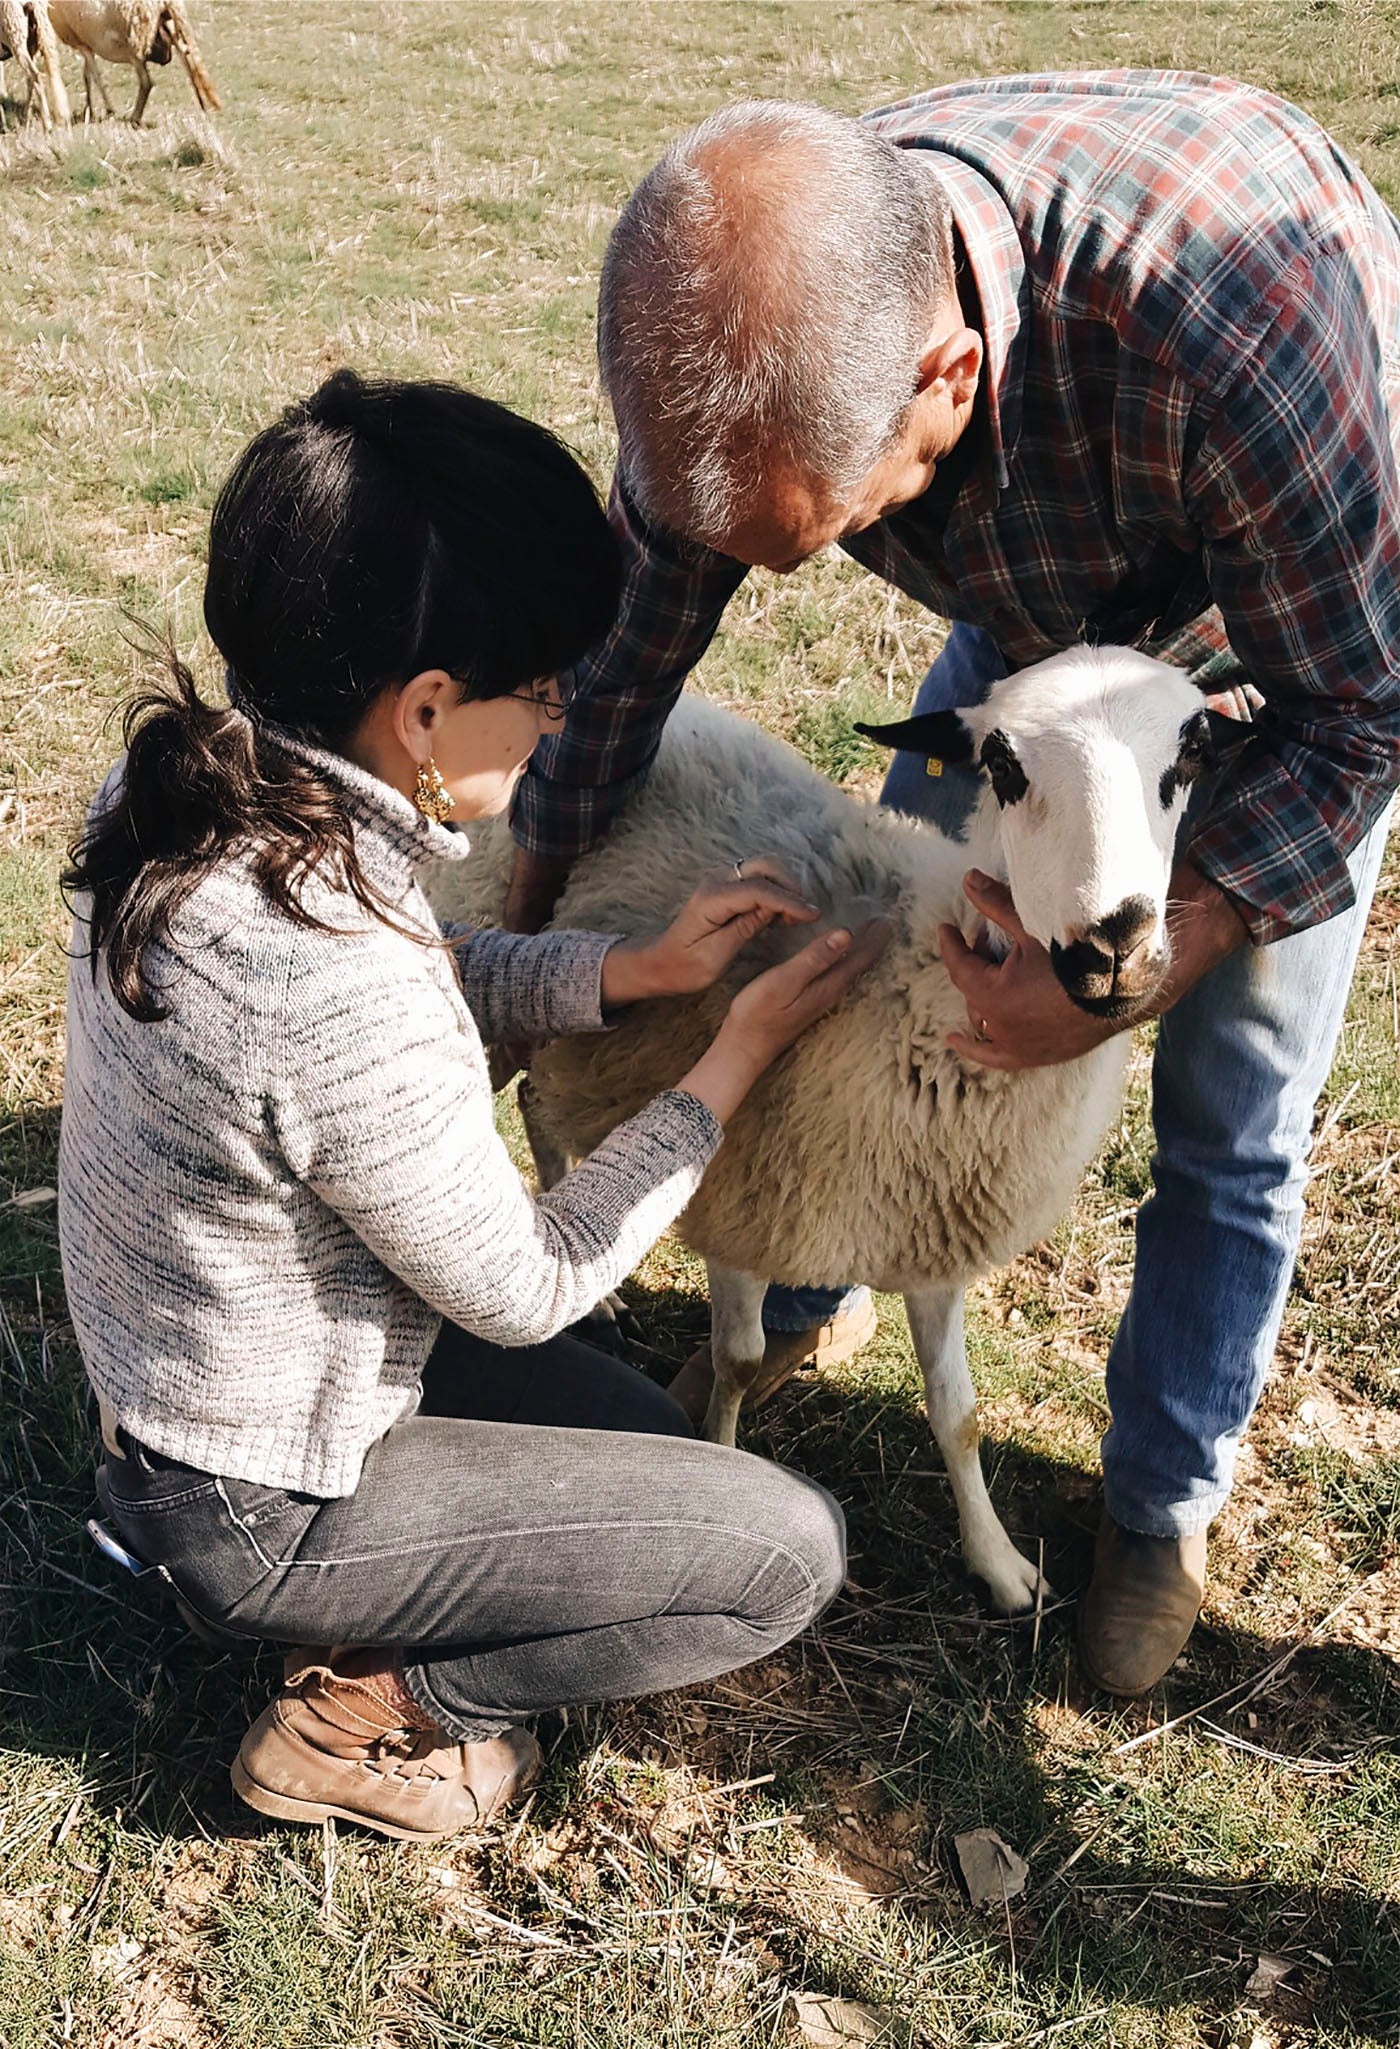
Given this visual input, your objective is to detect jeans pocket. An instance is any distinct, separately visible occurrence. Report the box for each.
[215,1477,322,1572]
[103,1457,320,1632]
[104,1462,220,1522]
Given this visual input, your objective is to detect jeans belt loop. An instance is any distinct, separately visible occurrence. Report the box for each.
[96,1392,127,1461]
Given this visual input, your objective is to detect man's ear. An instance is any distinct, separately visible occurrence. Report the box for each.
[854,709,977,764]
[915,323,983,408]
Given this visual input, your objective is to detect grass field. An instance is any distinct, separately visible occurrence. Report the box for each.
[2,2,1399,2044]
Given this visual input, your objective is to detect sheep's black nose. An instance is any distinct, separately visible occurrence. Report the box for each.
[1050,934,1117,1004]
[1050,895,1163,1015]
[1090,895,1158,962]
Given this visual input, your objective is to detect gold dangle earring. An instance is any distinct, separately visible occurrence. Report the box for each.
[413,758,455,825]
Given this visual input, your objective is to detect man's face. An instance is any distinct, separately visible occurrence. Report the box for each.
[718,425,944,573]
[711,320,982,572]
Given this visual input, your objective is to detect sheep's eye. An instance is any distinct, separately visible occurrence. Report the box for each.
[979,729,1028,807]
[1160,711,1215,807]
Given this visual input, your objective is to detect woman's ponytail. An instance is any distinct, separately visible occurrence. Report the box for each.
[64,641,374,1022]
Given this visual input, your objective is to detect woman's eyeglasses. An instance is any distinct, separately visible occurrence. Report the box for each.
[507,676,576,724]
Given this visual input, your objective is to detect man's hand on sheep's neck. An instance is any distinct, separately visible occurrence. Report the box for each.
[939,865,1250,1071]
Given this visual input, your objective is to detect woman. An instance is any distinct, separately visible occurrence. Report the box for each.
[60,371,885,1843]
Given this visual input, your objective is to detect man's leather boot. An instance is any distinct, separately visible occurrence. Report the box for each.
[232,1653,542,1841]
[1077,1513,1208,1696]
[668,1292,879,1427]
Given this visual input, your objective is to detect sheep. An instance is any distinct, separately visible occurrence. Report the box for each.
[48,0,219,125]
[0,0,72,130]
[429,644,1216,1615]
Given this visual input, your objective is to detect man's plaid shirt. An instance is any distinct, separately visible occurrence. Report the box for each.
[518,71,1400,943]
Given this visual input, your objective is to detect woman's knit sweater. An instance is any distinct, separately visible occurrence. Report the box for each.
[58,739,722,1496]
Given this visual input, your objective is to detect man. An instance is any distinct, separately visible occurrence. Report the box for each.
[504,75,1400,1694]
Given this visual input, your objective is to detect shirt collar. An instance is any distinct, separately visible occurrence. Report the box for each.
[899,146,1029,501]
[263,727,472,900]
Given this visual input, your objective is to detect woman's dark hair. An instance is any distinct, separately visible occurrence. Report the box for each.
[64,370,622,1020]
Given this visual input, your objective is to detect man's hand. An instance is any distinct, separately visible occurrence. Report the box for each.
[601,860,819,1008]
[940,863,1250,1071]
[940,875,1118,1070]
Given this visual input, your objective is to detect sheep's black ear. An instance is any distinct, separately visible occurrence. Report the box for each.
[853,710,976,763]
[1204,708,1245,750]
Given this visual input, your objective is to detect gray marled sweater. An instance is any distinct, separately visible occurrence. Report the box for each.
[58,737,722,1497]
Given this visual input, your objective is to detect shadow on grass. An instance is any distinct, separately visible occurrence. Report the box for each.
[3,1219,1398,2037]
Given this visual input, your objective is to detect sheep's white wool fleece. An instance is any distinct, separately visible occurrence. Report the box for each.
[431,697,1127,1292]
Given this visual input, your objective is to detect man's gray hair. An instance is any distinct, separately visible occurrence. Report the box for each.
[598,100,955,544]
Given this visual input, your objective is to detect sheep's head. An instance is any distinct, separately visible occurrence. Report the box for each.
[858,645,1222,1019]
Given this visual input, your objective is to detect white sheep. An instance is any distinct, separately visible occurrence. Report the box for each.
[49,0,219,125]
[432,645,1216,1614]
[0,0,72,130]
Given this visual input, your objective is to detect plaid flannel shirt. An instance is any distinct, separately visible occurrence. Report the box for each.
[517,70,1400,942]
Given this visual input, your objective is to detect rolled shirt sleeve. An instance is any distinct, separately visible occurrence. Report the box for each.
[1185,245,1400,943]
[511,471,748,864]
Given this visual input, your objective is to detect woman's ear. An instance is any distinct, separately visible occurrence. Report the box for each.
[391,669,457,764]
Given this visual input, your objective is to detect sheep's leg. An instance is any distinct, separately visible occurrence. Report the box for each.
[518,1071,569,1192]
[904,1284,1051,1615]
[519,1071,626,1337]
[84,53,113,120]
[702,1264,768,1447]
[129,60,151,125]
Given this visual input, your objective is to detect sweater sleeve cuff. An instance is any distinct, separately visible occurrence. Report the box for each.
[535,930,614,1034]
[576,1085,724,1202]
[646,1087,725,1167]
[454,927,616,1040]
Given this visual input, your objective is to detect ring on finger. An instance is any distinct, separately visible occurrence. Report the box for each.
[733,858,746,881]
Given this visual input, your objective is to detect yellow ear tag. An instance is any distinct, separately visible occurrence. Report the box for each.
[925,757,944,777]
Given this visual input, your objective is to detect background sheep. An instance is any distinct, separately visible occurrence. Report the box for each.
[0,0,71,129]
[433,645,1215,1616]
[49,0,219,124]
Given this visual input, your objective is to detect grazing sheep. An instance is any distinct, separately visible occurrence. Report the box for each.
[49,0,219,125]
[430,645,1216,1614]
[0,0,72,130]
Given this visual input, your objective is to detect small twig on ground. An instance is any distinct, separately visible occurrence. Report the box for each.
[320,1815,337,1923]
[1195,1717,1367,1776]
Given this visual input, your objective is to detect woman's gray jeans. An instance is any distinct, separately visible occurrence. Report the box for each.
[99,1325,847,1740]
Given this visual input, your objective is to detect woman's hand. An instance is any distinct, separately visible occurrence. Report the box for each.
[681,917,892,1124]
[600,860,820,1007]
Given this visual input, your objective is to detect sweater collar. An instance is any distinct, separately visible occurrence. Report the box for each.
[265,728,473,899]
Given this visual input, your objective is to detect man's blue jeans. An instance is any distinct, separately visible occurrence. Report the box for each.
[764,623,1394,1540]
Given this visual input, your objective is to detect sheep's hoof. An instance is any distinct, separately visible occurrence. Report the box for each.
[967,1537,1054,1617]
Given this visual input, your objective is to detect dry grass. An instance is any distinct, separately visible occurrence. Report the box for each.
[2,3,1398,2045]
